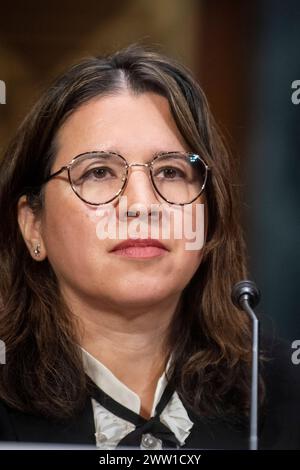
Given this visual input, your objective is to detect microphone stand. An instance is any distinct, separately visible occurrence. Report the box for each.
[231,280,260,450]
[240,296,259,450]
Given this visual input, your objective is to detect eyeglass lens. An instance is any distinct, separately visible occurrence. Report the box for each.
[69,151,207,205]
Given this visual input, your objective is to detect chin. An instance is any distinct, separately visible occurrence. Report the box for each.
[110,285,176,307]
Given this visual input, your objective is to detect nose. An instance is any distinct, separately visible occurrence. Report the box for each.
[119,164,161,219]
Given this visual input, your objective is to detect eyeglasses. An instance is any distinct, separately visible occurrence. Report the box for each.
[42,151,210,206]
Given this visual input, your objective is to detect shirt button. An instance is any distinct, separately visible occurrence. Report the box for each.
[96,432,107,443]
[141,433,159,449]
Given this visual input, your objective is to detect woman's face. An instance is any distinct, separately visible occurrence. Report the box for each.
[23,91,206,311]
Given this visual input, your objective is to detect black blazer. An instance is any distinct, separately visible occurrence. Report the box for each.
[0,337,299,449]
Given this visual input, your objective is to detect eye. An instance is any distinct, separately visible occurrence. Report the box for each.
[154,166,186,180]
[82,166,115,180]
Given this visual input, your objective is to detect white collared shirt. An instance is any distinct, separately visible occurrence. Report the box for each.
[82,348,194,450]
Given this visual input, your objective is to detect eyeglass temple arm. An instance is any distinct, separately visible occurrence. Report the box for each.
[43,165,68,184]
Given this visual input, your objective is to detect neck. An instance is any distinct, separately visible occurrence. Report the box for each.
[64,289,180,417]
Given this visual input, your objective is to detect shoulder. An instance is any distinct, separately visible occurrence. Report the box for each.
[260,335,300,449]
[0,399,17,441]
[0,399,50,443]
[185,336,300,450]
[261,334,300,393]
[0,396,96,445]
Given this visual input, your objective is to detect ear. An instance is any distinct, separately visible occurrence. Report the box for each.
[17,195,47,261]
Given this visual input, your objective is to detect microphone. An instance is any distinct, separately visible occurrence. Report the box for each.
[231,280,261,450]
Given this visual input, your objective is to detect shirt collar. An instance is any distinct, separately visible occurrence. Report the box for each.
[81,347,169,417]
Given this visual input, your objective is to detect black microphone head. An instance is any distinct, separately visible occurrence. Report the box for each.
[231,280,261,309]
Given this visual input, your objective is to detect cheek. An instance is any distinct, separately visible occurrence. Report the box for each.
[169,202,205,285]
[171,202,205,249]
[41,189,106,277]
[174,242,203,285]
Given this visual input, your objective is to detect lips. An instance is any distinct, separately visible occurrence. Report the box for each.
[110,238,169,258]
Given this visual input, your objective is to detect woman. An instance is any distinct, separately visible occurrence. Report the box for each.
[0,44,299,450]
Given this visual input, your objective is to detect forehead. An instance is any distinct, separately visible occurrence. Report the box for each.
[53,91,189,168]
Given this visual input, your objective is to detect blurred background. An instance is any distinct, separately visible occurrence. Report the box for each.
[0,0,299,340]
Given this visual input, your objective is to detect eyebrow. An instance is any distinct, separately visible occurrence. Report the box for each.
[101,147,187,163]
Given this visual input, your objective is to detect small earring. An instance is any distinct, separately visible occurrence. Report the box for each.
[33,244,41,257]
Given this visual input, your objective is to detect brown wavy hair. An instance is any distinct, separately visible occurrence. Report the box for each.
[0,44,256,422]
